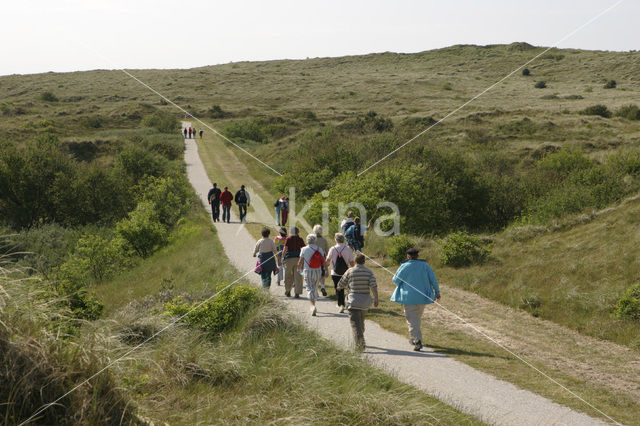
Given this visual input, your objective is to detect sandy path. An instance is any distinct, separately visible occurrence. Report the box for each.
[182,124,606,426]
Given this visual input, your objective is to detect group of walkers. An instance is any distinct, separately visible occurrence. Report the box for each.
[252,216,441,353]
[207,183,251,223]
[183,126,203,139]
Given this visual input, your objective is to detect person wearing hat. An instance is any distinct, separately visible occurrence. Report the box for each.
[281,226,305,298]
[391,248,441,351]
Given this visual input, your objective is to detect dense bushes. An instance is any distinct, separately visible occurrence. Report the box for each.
[581,104,611,118]
[39,91,59,102]
[534,81,547,89]
[164,286,261,334]
[603,80,617,89]
[614,284,640,321]
[386,235,414,263]
[225,119,267,143]
[615,104,640,121]
[141,111,178,133]
[440,231,490,267]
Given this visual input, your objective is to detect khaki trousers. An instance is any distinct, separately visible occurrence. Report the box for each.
[348,308,367,350]
[284,257,303,295]
[403,304,426,342]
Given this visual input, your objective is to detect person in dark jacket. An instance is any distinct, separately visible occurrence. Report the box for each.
[220,187,233,223]
[234,185,251,222]
[207,183,222,222]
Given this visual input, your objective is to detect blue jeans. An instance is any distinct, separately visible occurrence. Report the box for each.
[238,203,247,222]
[222,205,231,222]
[260,270,272,288]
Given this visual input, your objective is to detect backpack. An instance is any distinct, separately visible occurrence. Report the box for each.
[306,248,324,269]
[334,246,349,275]
[345,224,356,238]
[237,190,247,203]
[341,220,354,233]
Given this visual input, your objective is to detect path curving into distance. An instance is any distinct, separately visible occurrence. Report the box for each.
[182,123,606,426]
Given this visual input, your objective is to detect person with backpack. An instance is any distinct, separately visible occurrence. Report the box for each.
[326,233,355,313]
[253,227,278,289]
[345,217,365,253]
[340,211,355,233]
[297,234,326,316]
[337,253,378,351]
[391,248,441,352]
[274,227,287,286]
[281,226,305,298]
[313,225,329,297]
[220,186,233,223]
[235,185,251,222]
[207,183,222,222]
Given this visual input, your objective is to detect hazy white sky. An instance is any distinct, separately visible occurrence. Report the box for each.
[1,0,637,76]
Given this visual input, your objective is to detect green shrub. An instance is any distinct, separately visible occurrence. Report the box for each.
[224,119,267,143]
[440,231,490,267]
[116,201,167,257]
[164,286,260,334]
[294,110,317,120]
[83,116,103,129]
[522,68,530,76]
[58,233,128,283]
[614,284,640,321]
[534,81,547,89]
[208,104,227,118]
[386,235,415,264]
[116,145,168,182]
[615,104,640,120]
[442,82,453,90]
[537,149,593,178]
[580,104,611,118]
[149,139,183,160]
[39,91,59,102]
[141,111,178,133]
[603,80,617,89]
[138,174,191,227]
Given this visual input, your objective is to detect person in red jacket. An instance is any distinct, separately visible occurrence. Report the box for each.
[220,186,233,223]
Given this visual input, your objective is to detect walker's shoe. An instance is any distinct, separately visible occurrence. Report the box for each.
[413,340,423,352]
[285,291,291,297]
[339,305,345,313]
[321,287,327,297]
[294,294,300,299]
[277,281,281,286]
[311,306,317,316]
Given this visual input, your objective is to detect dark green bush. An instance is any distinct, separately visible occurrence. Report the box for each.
[615,104,640,120]
[440,231,490,267]
[534,81,547,89]
[386,235,415,264]
[614,284,640,321]
[116,145,168,182]
[603,80,617,89]
[522,68,530,76]
[208,104,227,118]
[164,286,261,334]
[141,111,178,133]
[580,104,611,118]
[149,139,184,160]
[83,116,103,129]
[39,91,59,102]
[116,201,167,257]
[224,119,267,143]
[294,110,317,120]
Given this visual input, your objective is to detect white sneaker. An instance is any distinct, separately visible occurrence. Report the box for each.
[339,306,345,313]
[311,306,317,316]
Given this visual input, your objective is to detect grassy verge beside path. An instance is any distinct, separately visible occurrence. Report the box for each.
[94,202,478,425]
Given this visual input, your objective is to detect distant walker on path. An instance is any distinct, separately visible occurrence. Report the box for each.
[391,248,441,352]
[235,185,251,222]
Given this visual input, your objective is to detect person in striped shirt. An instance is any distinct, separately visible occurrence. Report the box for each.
[337,253,378,351]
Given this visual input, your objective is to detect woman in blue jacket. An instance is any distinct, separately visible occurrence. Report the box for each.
[391,248,441,351]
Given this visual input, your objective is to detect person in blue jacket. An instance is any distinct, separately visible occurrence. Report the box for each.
[391,248,441,351]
